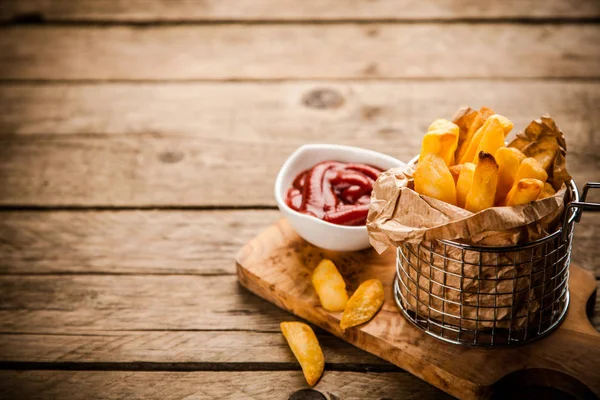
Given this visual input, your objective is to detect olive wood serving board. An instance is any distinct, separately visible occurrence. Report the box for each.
[236,219,600,400]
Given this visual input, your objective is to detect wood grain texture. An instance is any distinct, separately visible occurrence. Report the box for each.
[2,0,599,21]
[0,210,598,278]
[0,210,279,275]
[1,81,598,207]
[236,218,600,399]
[0,371,453,400]
[0,25,599,80]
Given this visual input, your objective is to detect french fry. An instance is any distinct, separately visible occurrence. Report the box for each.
[465,152,499,213]
[538,182,556,199]
[456,162,475,209]
[515,157,548,183]
[280,322,325,387]
[312,259,348,312]
[495,147,526,205]
[413,153,457,206]
[455,107,495,162]
[449,165,463,185]
[475,118,508,163]
[340,279,384,330]
[459,115,513,165]
[418,119,459,166]
[504,179,544,206]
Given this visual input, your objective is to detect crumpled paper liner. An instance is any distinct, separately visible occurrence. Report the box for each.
[368,113,571,331]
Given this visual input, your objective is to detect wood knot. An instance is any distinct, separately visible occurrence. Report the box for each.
[302,88,344,110]
[158,151,184,164]
[288,389,326,400]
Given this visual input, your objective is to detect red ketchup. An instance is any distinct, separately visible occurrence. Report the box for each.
[286,161,383,226]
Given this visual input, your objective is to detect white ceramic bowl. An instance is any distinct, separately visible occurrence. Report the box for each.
[274,144,404,252]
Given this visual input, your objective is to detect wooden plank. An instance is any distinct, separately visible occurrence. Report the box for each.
[2,0,599,21]
[0,210,598,277]
[0,330,387,365]
[0,371,453,400]
[0,274,597,335]
[0,81,598,206]
[0,25,598,80]
[0,210,279,275]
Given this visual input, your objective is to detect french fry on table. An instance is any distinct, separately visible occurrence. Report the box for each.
[419,119,459,166]
[280,322,325,387]
[413,153,457,206]
[459,115,513,165]
[504,179,544,206]
[465,152,499,213]
[495,147,526,205]
[312,259,348,312]
[456,162,475,209]
[340,279,384,330]
[515,157,548,183]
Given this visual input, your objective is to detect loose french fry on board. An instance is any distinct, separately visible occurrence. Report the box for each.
[418,119,459,166]
[515,157,548,183]
[504,179,544,206]
[340,279,385,331]
[413,154,457,206]
[495,147,527,205]
[459,115,513,165]
[312,259,348,312]
[456,162,476,209]
[280,322,325,387]
[465,152,499,213]
[455,107,495,163]
[538,182,557,200]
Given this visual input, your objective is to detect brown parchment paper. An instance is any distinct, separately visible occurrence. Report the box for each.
[367,114,571,331]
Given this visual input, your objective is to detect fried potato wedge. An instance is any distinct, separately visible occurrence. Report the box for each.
[495,147,526,205]
[414,153,457,206]
[312,259,348,312]
[340,279,384,330]
[280,322,325,386]
[456,162,475,209]
[515,157,548,183]
[449,165,463,185]
[459,114,513,164]
[504,179,544,206]
[465,152,499,213]
[538,182,557,200]
[454,106,495,163]
[418,119,459,166]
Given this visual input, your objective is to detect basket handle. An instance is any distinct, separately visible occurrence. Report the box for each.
[562,182,600,239]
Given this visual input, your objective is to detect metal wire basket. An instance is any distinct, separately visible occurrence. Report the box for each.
[394,181,600,347]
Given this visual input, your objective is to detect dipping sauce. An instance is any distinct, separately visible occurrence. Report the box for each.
[286,161,383,226]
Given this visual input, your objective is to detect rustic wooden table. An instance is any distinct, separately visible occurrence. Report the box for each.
[0,1,599,399]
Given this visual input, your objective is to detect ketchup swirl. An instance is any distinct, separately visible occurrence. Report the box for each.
[286,161,383,226]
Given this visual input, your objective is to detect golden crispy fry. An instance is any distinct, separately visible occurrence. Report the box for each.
[456,162,475,209]
[340,279,384,330]
[465,152,499,213]
[418,119,459,166]
[312,259,348,312]
[495,147,527,205]
[454,107,495,163]
[475,118,508,163]
[449,165,462,185]
[280,322,325,386]
[538,182,557,200]
[515,157,548,183]
[459,114,513,164]
[504,179,544,206]
[413,154,457,206]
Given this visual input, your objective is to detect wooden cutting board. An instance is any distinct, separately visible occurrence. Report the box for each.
[236,219,600,400]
